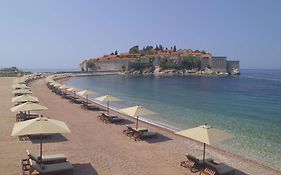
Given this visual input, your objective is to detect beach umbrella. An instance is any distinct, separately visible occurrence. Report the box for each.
[176,124,233,162]
[95,95,121,115]
[12,89,32,95]
[12,84,30,90]
[53,83,61,88]
[67,87,79,98]
[11,116,71,162]
[59,85,69,89]
[11,102,48,113]
[13,77,27,84]
[119,105,156,129]
[12,94,39,103]
[77,90,96,105]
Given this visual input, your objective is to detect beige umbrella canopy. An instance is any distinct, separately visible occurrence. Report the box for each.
[13,77,27,84]
[77,90,96,96]
[12,89,32,95]
[119,105,156,129]
[59,85,69,89]
[12,84,30,89]
[77,90,96,105]
[11,102,48,112]
[11,117,71,136]
[176,124,233,162]
[12,95,39,103]
[11,117,71,161]
[95,95,121,115]
[66,87,76,92]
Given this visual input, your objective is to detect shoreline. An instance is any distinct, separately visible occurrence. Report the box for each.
[61,74,281,173]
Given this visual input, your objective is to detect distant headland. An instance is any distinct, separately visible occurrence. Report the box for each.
[80,45,240,76]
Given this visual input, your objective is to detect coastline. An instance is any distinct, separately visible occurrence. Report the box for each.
[61,74,281,173]
[2,75,280,174]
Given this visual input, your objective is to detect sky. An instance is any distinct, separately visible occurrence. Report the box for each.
[0,0,281,70]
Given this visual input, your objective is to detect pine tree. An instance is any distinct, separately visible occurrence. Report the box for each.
[173,45,177,52]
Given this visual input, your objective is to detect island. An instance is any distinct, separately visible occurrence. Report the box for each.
[80,45,240,76]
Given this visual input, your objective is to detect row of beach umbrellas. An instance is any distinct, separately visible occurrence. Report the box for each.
[45,74,233,162]
[11,75,71,162]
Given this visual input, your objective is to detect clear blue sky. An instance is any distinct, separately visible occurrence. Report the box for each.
[1,0,281,70]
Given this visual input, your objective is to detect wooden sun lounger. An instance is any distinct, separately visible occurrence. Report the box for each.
[27,150,67,164]
[102,113,123,123]
[203,161,236,175]
[70,97,84,104]
[16,112,39,122]
[122,125,156,141]
[81,103,100,111]
[180,154,213,173]
[132,131,157,141]
[28,159,73,175]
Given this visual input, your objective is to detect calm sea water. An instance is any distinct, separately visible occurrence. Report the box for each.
[66,69,281,167]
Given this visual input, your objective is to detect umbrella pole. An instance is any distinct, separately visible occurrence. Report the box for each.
[136,116,139,129]
[203,143,206,163]
[40,134,43,163]
[86,95,88,107]
[107,101,109,115]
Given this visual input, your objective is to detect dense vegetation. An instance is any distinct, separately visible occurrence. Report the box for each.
[130,62,153,71]
[86,60,96,70]
[180,56,201,70]
[129,44,178,56]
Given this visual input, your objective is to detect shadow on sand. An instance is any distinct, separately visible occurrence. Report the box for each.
[144,133,173,144]
[29,133,68,144]
[73,163,98,175]
[110,119,135,126]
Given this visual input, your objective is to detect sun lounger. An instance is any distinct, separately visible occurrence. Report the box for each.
[28,159,73,175]
[132,131,158,141]
[181,154,213,173]
[122,125,135,136]
[16,112,39,122]
[81,103,100,111]
[70,97,84,104]
[101,113,123,123]
[203,161,236,175]
[27,150,67,164]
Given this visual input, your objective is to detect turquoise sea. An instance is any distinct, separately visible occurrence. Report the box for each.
[65,69,281,167]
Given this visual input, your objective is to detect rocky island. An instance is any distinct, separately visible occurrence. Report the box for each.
[80,45,240,76]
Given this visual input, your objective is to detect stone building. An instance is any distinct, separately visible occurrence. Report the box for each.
[227,60,240,74]
[200,58,211,69]
[211,57,227,73]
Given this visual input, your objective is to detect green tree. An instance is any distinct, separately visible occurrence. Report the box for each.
[160,61,178,69]
[86,60,96,70]
[130,62,153,71]
[129,45,140,54]
[181,56,201,70]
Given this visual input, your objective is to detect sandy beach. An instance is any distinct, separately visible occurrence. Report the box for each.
[1,77,281,175]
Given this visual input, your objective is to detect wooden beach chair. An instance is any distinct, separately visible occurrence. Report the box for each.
[28,159,73,175]
[180,154,213,173]
[102,113,124,124]
[81,102,100,111]
[122,125,134,136]
[203,161,236,175]
[131,130,157,141]
[27,150,67,164]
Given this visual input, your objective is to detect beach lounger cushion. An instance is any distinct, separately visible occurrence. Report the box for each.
[27,150,67,164]
[29,159,73,175]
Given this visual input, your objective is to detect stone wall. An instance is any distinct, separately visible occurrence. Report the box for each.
[211,57,227,72]
[95,60,130,71]
[227,60,240,74]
